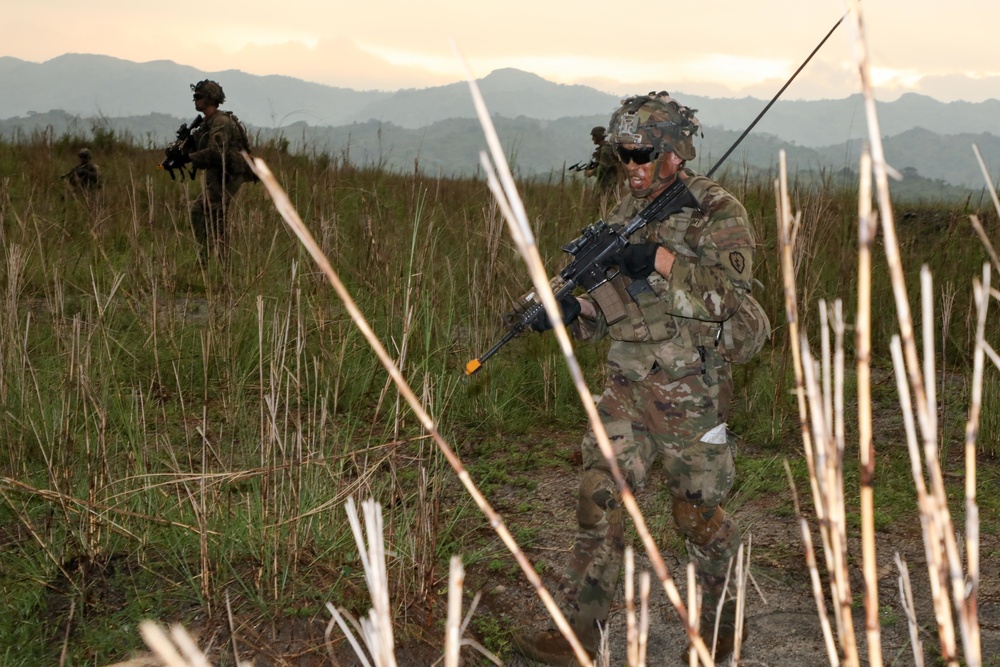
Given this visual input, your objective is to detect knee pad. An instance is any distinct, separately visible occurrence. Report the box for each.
[577,468,621,529]
[671,497,726,547]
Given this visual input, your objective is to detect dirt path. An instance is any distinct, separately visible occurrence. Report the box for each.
[485,467,1000,667]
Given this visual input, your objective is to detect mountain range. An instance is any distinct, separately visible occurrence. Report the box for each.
[3,54,1000,191]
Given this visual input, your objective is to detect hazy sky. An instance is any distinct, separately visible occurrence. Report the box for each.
[6,1,999,102]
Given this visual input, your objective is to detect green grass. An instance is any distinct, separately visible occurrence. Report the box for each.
[1,133,999,663]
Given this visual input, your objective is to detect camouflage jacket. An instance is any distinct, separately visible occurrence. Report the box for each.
[188,110,248,177]
[572,168,754,381]
[67,162,101,189]
[591,142,620,190]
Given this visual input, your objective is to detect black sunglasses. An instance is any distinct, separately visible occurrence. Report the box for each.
[193,93,206,100]
[615,145,656,165]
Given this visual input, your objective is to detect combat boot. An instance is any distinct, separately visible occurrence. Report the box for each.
[680,600,744,665]
[512,627,596,666]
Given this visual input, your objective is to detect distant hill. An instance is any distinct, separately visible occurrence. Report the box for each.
[0,54,390,127]
[2,54,1000,191]
[5,54,1000,142]
[0,55,619,129]
[342,68,622,127]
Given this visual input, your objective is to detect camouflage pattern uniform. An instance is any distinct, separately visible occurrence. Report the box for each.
[65,148,101,190]
[187,80,248,260]
[586,127,620,194]
[516,93,753,664]
[562,173,752,638]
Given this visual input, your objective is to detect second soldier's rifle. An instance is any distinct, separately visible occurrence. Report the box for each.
[567,158,596,172]
[465,177,699,375]
[158,115,204,180]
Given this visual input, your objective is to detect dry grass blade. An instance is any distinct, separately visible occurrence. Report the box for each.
[799,333,859,667]
[138,621,205,667]
[326,604,372,667]
[625,547,638,666]
[888,337,958,663]
[855,146,883,666]
[345,497,396,667]
[971,144,1000,224]
[686,562,698,667]
[894,552,925,667]
[733,539,750,664]
[444,555,462,667]
[0,475,209,535]
[638,572,650,667]
[959,268,989,665]
[783,461,839,666]
[969,215,1000,273]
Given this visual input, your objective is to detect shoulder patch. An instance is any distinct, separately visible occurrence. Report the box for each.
[729,251,746,274]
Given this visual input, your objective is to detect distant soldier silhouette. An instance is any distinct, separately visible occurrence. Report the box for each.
[62,148,102,191]
[184,79,253,263]
[584,126,621,195]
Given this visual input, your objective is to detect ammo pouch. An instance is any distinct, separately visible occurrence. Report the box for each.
[593,277,678,343]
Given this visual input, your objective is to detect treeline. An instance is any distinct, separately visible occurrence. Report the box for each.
[2,109,999,196]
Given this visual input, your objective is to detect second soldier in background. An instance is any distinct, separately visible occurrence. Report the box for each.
[583,126,621,197]
[186,79,253,263]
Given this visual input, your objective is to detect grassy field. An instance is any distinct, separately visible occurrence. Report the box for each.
[0,130,998,664]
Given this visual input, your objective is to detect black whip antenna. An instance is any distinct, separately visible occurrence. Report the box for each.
[706,12,847,178]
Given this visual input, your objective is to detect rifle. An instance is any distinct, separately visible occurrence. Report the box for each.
[465,177,699,375]
[158,115,203,180]
[567,159,596,172]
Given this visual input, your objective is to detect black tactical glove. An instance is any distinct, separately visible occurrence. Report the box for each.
[529,295,582,332]
[612,242,661,279]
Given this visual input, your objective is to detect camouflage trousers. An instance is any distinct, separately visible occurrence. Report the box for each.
[556,348,741,639]
[190,172,243,262]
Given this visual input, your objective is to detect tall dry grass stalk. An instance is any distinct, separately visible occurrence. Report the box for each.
[854,145,882,667]
[324,498,502,667]
[771,2,991,665]
[846,0,984,662]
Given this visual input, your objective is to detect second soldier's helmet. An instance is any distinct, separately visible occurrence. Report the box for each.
[607,92,701,161]
[590,126,606,139]
[78,148,92,161]
[191,80,226,106]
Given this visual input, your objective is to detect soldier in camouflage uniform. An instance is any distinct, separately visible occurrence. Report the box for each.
[186,79,251,262]
[63,148,102,191]
[514,93,754,666]
[583,126,620,195]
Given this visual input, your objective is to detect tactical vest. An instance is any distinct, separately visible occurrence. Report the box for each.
[594,175,769,363]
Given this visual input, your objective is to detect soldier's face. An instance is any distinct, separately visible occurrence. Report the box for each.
[619,143,682,196]
[193,93,207,112]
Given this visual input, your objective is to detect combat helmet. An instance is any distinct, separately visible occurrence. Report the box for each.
[590,126,606,139]
[607,92,701,162]
[191,80,226,106]
[78,148,92,161]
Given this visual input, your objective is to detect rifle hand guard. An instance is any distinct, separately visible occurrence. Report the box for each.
[158,116,203,180]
